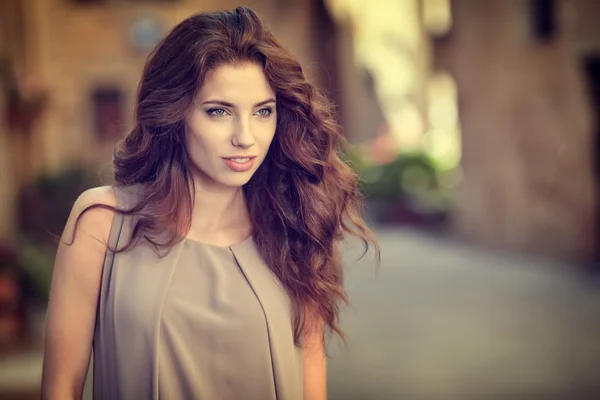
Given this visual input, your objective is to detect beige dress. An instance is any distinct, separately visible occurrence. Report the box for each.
[92,185,303,399]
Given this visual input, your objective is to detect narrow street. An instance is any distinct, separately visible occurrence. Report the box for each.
[329,228,600,400]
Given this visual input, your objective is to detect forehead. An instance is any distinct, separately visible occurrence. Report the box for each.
[196,62,275,104]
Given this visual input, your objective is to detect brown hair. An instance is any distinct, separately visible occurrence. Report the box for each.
[74,6,379,347]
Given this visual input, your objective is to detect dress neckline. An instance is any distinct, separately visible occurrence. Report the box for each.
[183,234,253,250]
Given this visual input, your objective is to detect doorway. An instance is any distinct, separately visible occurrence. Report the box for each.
[584,56,600,269]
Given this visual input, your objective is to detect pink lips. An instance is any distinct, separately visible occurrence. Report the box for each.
[222,156,256,172]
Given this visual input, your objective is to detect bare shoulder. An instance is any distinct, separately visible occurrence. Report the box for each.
[62,185,118,245]
[42,186,120,396]
[75,185,117,209]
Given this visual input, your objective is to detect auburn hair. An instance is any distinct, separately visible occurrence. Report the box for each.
[73,6,379,347]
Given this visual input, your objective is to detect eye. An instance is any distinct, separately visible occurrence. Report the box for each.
[207,108,228,117]
[256,107,273,117]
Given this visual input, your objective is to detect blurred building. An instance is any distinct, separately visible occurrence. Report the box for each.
[0,0,384,245]
[324,0,600,264]
[435,0,600,263]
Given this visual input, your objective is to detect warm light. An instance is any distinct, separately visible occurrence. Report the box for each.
[423,0,453,36]
[427,72,458,129]
[390,103,424,149]
[325,0,461,168]
[425,72,461,171]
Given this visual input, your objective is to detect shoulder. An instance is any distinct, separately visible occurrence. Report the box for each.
[75,185,117,209]
[63,186,118,245]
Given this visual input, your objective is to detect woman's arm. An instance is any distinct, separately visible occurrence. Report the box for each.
[41,186,116,400]
[302,310,327,400]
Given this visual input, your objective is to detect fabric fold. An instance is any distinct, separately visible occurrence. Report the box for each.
[231,239,304,400]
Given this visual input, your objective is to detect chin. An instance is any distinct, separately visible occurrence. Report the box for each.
[219,173,254,188]
[191,164,255,189]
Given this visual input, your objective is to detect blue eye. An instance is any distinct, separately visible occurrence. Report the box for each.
[207,108,227,117]
[257,107,273,117]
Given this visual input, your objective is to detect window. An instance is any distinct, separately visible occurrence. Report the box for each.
[92,87,124,141]
[530,0,556,41]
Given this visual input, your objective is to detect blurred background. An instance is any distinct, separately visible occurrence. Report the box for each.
[0,0,599,399]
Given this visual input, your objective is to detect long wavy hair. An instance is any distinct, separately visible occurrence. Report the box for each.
[74,6,379,347]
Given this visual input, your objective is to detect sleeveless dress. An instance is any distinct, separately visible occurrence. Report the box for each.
[91,184,303,399]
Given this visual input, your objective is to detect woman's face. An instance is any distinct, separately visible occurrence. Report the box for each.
[184,62,277,190]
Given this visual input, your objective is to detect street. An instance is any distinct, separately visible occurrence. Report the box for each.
[328,228,600,400]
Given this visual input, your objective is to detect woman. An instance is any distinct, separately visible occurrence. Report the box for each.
[42,6,379,400]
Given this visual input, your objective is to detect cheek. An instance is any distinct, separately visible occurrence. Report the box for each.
[188,137,220,167]
[186,119,222,154]
[259,121,277,148]
[185,128,215,169]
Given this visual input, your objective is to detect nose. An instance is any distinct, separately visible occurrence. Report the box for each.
[231,117,255,148]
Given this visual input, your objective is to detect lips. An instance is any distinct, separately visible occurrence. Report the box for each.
[222,156,256,172]
[224,157,252,163]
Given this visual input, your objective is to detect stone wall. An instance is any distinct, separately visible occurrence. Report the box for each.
[439,0,599,261]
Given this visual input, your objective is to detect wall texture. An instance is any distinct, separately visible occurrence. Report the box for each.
[438,0,599,261]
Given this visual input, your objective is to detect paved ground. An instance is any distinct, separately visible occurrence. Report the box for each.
[328,228,600,400]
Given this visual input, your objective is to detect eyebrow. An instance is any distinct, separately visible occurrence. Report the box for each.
[201,98,276,108]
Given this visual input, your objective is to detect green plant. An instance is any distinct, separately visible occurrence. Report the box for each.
[15,165,103,304]
[346,147,456,225]
[19,165,101,246]
[17,237,55,304]
[358,151,440,201]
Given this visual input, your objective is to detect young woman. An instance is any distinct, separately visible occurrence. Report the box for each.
[41,6,378,400]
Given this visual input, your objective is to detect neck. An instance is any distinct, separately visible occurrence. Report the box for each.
[187,178,250,237]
